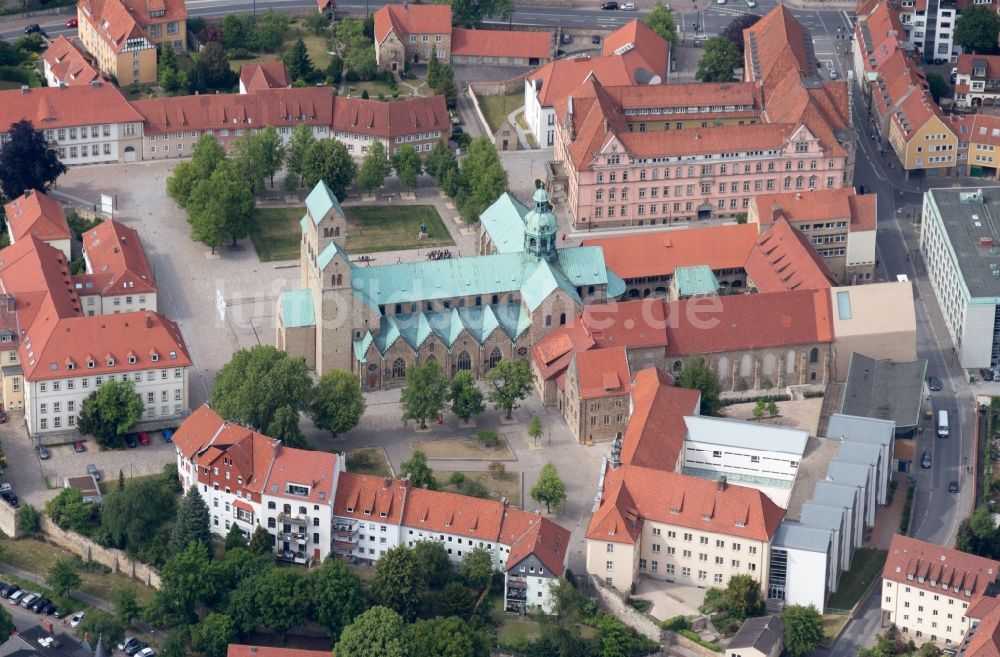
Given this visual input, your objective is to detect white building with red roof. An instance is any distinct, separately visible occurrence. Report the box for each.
[42,36,101,88]
[77,219,157,315]
[3,190,72,261]
[176,405,570,611]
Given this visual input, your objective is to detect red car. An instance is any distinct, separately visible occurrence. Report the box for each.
[65,18,78,28]
[73,440,85,453]
[138,432,150,446]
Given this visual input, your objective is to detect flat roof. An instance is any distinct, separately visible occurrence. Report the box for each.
[841,353,926,430]
[784,435,841,519]
[683,416,809,455]
[827,459,870,488]
[773,521,832,552]
[827,413,895,447]
[829,282,917,338]
[799,501,845,532]
[836,440,882,467]
[925,187,1000,300]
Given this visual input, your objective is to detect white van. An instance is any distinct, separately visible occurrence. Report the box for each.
[937,410,950,438]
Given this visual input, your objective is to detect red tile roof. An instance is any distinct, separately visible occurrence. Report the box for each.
[848,193,877,231]
[0,82,142,132]
[619,368,701,471]
[529,56,640,108]
[42,36,100,86]
[451,28,551,60]
[583,224,759,281]
[79,220,157,296]
[331,94,449,139]
[744,218,837,293]
[403,486,510,542]
[174,405,281,495]
[600,19,669,79]
[752,188,855,225]
[663,289,834,356]
[333,471,409,525]
[574,346,630,400]
[963,606,1000,657]
[3,190,71,244]
[587,464,785,543]
[743,5,815,93]
[228,646,329,657]
[501,506,569,576]
[0,236,81,330]
[239,61,291,92]
[883,535,1000,602]
[957,54,1000,79]
[267,440,338,505]
[78,0,186,49]
[373,4,451,44]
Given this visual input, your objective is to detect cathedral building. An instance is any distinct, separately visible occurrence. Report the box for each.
[276,182,625,390]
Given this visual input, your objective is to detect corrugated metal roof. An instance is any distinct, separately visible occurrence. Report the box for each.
[827,413,895,447]
[675,265,720,297]
[683,416,809,455]
[480,192,530,254]
[812,481,858,509]
[279,289,315,328]
[827,460,870,488]
[773,521,832,552]
[799,501,845,532]
[836,440,881,467]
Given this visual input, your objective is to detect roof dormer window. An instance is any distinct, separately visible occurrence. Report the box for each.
[107,358,115,366]
[87,360,95,369]
[346,506,354,513]
[151,353,159,362]
[128,355,136,364]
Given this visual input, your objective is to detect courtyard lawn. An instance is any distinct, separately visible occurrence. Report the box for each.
[345,447,392,477]
[250,207,303,262]
[339,79,401,100]
[229,31,331,74]
[343,205,454,254]
[433,469,521,507]
[476,91,523,134]
[825,548,887,610]
[412,436,515,461]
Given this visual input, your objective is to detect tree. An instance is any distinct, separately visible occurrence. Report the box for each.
[222,13,254,50]
[255,568,311,638]
[303,11,330,35]
[114,586,141,627]
[159,542,218,620]
[160,629,190,657]
[782,604,824,657]
[528,415,543,446]
[76,379,143,448]
[344,38,378,80]
[333,18,365,51]
[267,405,308,449]
[0,607,13,644]
[926,72,951,103]
[76,610,124,650]
[766,400,779,417]
[253,10,291,51]
[283,38,316,83]
[167,135,226,207]
[393,145,423,191]
[596,613,632,657]
[436,581,476,617]
[697,36,742,82]
[400,361,449,429]
[100,476,177,559]
[357,140,392,194]
[287,122,317,179]
[190,613,236,657]
[248,525,273,555]
[399,450,438,490]
[17,504,40,534]
[336,606,408,657]
[158,44,188,93]
[310,557,364,639]
[723,574,766,622]
[326,54,344,85]
[531,463,566,513]
[0,120,67,199]
[211,346,312,432]
[425,140,457,182]
[300,139,358,199]
[192,41,235,92]
[371,546,425,620]
[412,540,452,588]
[459,546,494,590]
[475,430,496,449]
[643,2,678,48]
[487,460,506,479]
[187,160,255,249]
[409,616,488,657]
[45,488,95,532]
[485,360,534,420]
[955,5,1000,54]
[426,51,458,108]
[231,125,286,190]
[456,138,508,221]
[752,399,766,420]
[722,14,761,55]
[449,370,484,423]
[169,486,212,555]
[48,559,81,598]
[449,0,514,28]
[224,524,248,552]
[677,358,722,416]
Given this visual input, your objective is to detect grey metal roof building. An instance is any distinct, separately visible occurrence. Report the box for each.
[827,413,895,447]
[800,501,848,577]
[683,416,809,455]
[812,481,863,549]
[728,615,785,657]
[840,353,926,434]
[827,459,875,526]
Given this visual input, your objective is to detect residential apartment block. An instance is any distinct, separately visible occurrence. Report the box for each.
[175,404,570,613]
[3,190,72,261]
[42,36,101,88]
[920,187,1000,368]
[549,6,854,229]
[78,219,157,315]
[954,54,1000,108]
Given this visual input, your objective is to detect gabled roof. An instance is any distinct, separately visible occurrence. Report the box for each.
[963,604,1000,657]
[0,82,141,131]
[619,368,700,471]
[373,3,451,44]
[744,217,837,293]
[333,472,409,524]
[573,346,630,400]
[480,192,531,254]
[331,94,450,139]
[883,534,1000,601]
[451,28,551,60]
[600,19,669,79]
[957,53,1000,79]
[728,615,784,654]
[3,190,71,244]
[265,441,338,505]
[502,507,570,576]
[239,61,291,92]
[743,5,816,92]
[42,36,100,86]
[79,220,157,296]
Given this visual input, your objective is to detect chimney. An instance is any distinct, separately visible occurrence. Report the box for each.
[20,85,29,94]
[501,496,509,508]
[250,649,257,656]
[795,193,802,200]
[90,79,100,88]
[717,475,727,491]
[771,203,782,222]
[384,476,392,488]
[145,312,152,328]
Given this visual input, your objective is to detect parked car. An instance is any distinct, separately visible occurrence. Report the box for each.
[7,590,25,605]
[36,446,49,460]
[162,429,174,443]
[2,585,20,599]
[621,2,636,9]
[24,24,41,34]
[933,57,946,65]
[125,434,138,448]
[591,35,601,45]
[600,1,618,9]
[981,369,994,382]
[561,32,572,44]
[746,0,757,6]
[30,598,50,613]
[125,642,149,657]
[66,18,78,27]
[69,611,84,627]
[86,464,100,481]
[921,451,932,469]
[73,440,85,453]
[951,67,958,83]
[39,601,56,615]
[136,648,156,657]
[138,432,150,446]
[2,491,19,508]
[20,593,39,608]
[828,66,838,79]
[118,637,140,653]
[949,480,959,493]
[929,375,943,390]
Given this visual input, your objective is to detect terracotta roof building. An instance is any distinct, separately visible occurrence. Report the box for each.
[77,219,157,315]
[239,61,292,94]
[743,218,839,293]
[229,647,328,657]
[451,27,552,67]
[552,6,854,230]
[42,36,101,87]
[176,404,569,611]
[3,190,72,261]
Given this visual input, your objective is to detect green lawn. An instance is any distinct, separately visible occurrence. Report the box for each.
[345,448,391,477]
[826,548,887,610]
[229,31,331,74]
[250,207,303,262]
[343,205,454,254]
[339,80,399,100]
[433,470,521,507]
[476,91,523,134]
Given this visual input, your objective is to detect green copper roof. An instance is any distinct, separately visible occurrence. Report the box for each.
[317,240,352,271]
[674,265,720,297]
[353,331,373,362]
[304,180,345,227]
[279,289,315,328]
[480,192,530,254]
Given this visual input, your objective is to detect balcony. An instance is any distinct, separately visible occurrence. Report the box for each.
[506,588,527,602]
[275,549,312,566]
[507,575,527,588]
[278,510,308,523]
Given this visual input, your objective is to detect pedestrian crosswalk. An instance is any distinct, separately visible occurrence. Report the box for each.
[705,5,759,17]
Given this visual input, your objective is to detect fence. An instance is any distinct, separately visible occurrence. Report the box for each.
[38,517,162,589]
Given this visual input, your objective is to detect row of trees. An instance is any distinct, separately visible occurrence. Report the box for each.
[425,138,509,222]
[357,141,424,194]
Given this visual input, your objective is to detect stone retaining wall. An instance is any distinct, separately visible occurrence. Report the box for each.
[39,517,161,589]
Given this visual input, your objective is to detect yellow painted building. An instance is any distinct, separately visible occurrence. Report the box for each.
[888,95,958,173]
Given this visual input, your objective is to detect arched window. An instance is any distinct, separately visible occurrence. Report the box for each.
[457,351,471,371]
[786,349,796,374]
[808,175,817,189]
[425,354,437,365]
[323,227,332,237]
[392,358,406,378]
[545,315,552,327]
[559,313,566,325]
[783,177,791,189]
[334,226,340,237]
[489,347,502,368]
[717,356,729,378]
[529,238,537,249]
[762,353,776,376]
[809,347,819,364]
